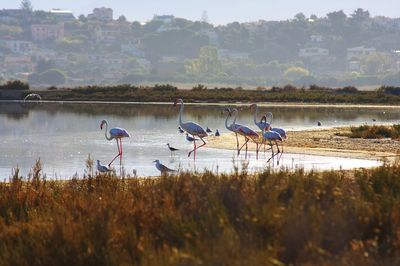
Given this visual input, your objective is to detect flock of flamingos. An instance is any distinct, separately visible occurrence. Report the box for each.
[97,98,287,174]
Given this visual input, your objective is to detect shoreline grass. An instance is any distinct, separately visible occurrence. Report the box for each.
[1,160,400,265]
[343,124,400,139]
[27,84,400,105]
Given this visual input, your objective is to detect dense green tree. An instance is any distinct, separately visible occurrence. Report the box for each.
[187,46,222,75]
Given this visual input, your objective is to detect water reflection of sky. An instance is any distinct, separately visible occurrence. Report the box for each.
[1,102,396,179]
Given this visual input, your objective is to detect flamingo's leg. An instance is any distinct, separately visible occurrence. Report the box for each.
[196,136,207,150]
[188,135,197,158]
[109,138,121,166]
[238,137,249,154]
[235,133,240,155]
[119,138,123,166]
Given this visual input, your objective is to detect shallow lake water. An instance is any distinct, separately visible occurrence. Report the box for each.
[1,101,398,179]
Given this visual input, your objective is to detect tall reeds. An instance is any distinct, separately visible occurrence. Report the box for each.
[0,160,399,265]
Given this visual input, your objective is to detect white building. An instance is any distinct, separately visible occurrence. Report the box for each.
[153,15,175,24]
[347,46,376,60]
[4,40,34,54]
[31,24,64,41]
[299,47,329,58]
[88,7,113,22]
[49,9,75,21]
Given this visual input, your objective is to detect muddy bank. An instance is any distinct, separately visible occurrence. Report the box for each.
[207,127,400,160]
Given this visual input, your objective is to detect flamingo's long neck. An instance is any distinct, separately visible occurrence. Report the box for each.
[266,112,274,125]
[225,112,231,130]
[232,109,238,126]
[253,105,258,125]
[178,102,184,127]
[104,121,113,140]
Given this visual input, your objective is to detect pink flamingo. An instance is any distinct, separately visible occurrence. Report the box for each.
[225,107,260,157]
[100,119,130,167]
[250,103,271,152]
[174,99,208,159]
[265,112,287,140]
[258,115,283,163]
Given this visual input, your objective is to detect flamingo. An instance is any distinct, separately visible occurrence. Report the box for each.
[224,107,260,157]
[250,103,270,131]
[265,112,287,139]
[258,116,283,162]
[174,98,208,159]
[250,103,271,152]
[100,119,130,167]
[153,160,176,174]
[97,160,112,173]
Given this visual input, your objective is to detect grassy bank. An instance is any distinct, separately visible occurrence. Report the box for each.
[30,84,400,104]
[344,124,400,139]
[1,161,400,265]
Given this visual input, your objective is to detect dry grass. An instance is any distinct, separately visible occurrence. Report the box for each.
[1,159,400,265]
[347,124,400,139]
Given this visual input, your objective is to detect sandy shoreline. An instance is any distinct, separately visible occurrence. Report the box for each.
[207,127,400,161]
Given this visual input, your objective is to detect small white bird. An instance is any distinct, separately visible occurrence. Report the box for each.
[97,160,112,173]
[153,160,176,174]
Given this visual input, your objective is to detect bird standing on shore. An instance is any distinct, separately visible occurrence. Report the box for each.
[97,160,112,173]
[206,127,212,133]
[167,143,179,155]
[215,129,220,136]
[100,119,130,167]
[153,160,176,174]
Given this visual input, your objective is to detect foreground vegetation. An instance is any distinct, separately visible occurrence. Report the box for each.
[348,124,400,139]
[1,160,400,265]
[32,84,400,104]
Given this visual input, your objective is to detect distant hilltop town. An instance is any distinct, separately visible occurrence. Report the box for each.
[1,1,400,87]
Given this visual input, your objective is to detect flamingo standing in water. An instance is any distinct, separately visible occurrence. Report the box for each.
[100,119,130,167]
[258,115,283,162]
[174,99,208,159]
[250,103,271,153]
[224,107,260,157]
[250,103,270,131]
[265,112,287,140]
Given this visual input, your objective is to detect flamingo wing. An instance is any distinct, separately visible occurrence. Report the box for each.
[110,127,130,138]
[271,128,287,139]
[238,125,259,138]
[263,130,282,141]
[182,122,208,137]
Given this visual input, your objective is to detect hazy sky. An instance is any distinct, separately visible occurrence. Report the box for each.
[2,0,400,24]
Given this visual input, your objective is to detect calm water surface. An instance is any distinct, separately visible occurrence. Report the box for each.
[1,101,398,178]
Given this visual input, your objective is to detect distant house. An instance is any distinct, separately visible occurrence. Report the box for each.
[4,40,34,54]
[94,24,123,43]
[88,7,113,22]
[310,35,324,43]
[152,15,175,24]
[347,46,376,60]
[31,24,64,41]
[121,42,145,57]
[299,47,329,58]
[49,9,75,21]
